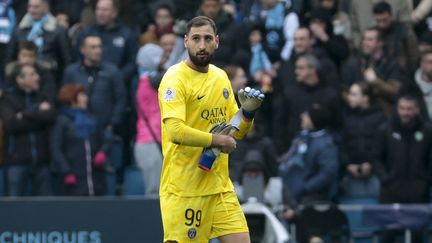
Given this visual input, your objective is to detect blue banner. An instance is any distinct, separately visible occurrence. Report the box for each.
[0,197,163,243]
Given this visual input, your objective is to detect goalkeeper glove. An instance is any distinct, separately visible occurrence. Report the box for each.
[238,87,265,119]
[198,122,238,171]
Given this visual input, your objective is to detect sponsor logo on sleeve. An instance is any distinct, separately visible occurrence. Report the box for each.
[164,88,176,102]
[223,88,229,99]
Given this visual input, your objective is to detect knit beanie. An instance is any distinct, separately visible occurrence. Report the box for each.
[136,43,164,72]
[307,103,330,130]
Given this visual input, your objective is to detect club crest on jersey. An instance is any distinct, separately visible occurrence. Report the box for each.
[187,228,197,240]
[223,88,229,99]
[164,88,176,101]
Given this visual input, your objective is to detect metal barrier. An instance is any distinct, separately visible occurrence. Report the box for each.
[340,204,432,243]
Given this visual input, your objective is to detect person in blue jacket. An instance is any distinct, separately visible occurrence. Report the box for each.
[279,103,339,219]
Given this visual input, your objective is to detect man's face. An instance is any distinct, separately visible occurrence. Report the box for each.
[361,30,381,55]
[56,13,70,29]
[27,0,48,20]
[160,33,176,56]
[421,53,432,81]
[200,0,221,20]
[81,37,103,64]
[155,8,173,28]
[347,83,367,108]
[17,65,40,91]
[18,49,37,65]
[320,0,336,10]
[95,0,117,27]
[397,98,419,124]
[301,112,314,130]
[295,58,313,84]
[294,29,312,55]
[184,25,219,67]
[374,12,393,30]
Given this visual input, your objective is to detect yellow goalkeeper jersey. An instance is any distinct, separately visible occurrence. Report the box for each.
[158,61,239,197]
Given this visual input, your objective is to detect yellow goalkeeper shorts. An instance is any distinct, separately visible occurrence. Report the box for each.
[160,191,249,242]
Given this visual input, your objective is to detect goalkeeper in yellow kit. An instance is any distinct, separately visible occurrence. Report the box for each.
[158,16,265,243]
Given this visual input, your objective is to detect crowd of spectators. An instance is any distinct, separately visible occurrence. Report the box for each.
[1,0,432,240]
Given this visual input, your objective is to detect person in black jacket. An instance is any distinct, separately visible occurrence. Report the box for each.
[375,94,432,243]
[340,82,386,199]
[51,83,106,196]
[0,63,56,196]
[277,27,341,93]
[273,54,342,155]
[308,7,350,68]
[375,94,432,203]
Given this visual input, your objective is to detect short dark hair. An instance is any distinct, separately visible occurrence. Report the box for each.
[153,2,175,18]
[81,34,102,47]
[200,0,220,6]
[96,0,120,11]
[373,1,392,15]
[296,26,313,39]
[223,65,240,80]
[18,41,38,53]
[365,26,384,42]
[421,50,432,61]
[186,16,217,35]
[353,81,375,101]
[307,103,330,130]
[11,63,36,82]
[398,94,419,107]
[58,83,86,106]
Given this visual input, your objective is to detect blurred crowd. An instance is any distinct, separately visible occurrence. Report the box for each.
[1,0,432,238]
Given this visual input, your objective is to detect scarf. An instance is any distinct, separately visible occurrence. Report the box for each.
[249,43,272,76]
[62,108,95,139]
[0,0,14,44]
[0,0,12,16]
[265,2,285,29]
[27,15,48,54]
[278,130,310,201]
